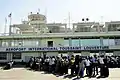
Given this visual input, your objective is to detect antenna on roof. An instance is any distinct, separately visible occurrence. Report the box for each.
[44,8,47,19]
[38,8,40,14]
[68,12,70,29]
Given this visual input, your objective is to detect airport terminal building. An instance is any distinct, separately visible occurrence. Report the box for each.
[0,12,120,62]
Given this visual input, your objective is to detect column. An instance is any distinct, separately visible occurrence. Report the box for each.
[7,53,12,61]
[105,24,108,33]
[69,38,72,46]
[100,37,103,46]
[0,40,2,47]
[9,25,12,35]
[65,24,67,34]
[8,39,12,47]
[99,37,105,55]
[72,24,75,34]
[33,27,35,34]
[79,38,81,47]
[38,39,41,47]
[69,38,72,56]
[97,25,100,33]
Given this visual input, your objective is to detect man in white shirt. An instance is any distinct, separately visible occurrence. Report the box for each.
[85,58,91,76]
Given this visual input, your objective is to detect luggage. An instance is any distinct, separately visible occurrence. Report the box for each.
[103,65,109,77]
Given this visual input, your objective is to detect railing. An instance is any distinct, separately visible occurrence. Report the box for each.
[0,31,120,37]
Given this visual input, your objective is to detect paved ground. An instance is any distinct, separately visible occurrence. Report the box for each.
[0,68,120,80]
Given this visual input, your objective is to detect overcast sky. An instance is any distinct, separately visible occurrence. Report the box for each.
[0,0,120,33]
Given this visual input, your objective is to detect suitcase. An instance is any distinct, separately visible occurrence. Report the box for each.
[103,65,109,77]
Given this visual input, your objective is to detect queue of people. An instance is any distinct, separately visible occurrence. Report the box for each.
[26,55,120,78]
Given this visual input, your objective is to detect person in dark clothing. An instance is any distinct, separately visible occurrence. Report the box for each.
[103,57,109,77]
[75,55,80,75]
[62,56,69,74]
[98,55,105,77]
[55,57,61,75]
[92,55,99,76]
[77,58,85,78]
[70,55,75,76]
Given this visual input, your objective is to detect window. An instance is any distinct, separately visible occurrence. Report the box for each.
[115,39,120,45]
[23,40,39,47]
[108,39,115,46]
[64,40,69,47]
[103,39,109,46]
[81,39,100,46]
[72,39,80,47]
[0,53,7,60]
[12,53,21,59]
[47,41,53,47]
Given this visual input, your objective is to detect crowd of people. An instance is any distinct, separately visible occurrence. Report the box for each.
[26,55,120,78]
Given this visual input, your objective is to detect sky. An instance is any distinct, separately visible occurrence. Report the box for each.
[0,0,120,33]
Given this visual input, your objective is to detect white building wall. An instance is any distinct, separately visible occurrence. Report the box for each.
[46,52,58,57]
[113,51,120,56]
[81,51,90,56]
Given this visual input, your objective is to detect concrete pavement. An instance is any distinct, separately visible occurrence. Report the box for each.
[0,68,120,80]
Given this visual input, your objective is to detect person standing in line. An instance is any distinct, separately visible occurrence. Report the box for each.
[85,57,91,77]
[51,56,56,73]
[70,55,75,76]
[49,57,52,73]
[75,55,80,75]
[92,55,99,76]
[103,56,109,77]
[55,57,61,75]
[64,56,69,74]
[44,57,50,72]
[98,55,104,77]
[77,58,85,78]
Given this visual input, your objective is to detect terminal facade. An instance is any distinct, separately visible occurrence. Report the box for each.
[0,12,120,62]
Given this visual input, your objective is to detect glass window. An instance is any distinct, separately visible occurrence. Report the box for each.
[2,40,9,47]
[108,39,115,46]
[11,40,23,47]
[64,40,69,47]
[103,39,109,46]
[81,39,100,46]
[12,53,21,59]
[115,39,120,45]
[23,40,39,47]
[0,53,7,60]
[72,39,79,47]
